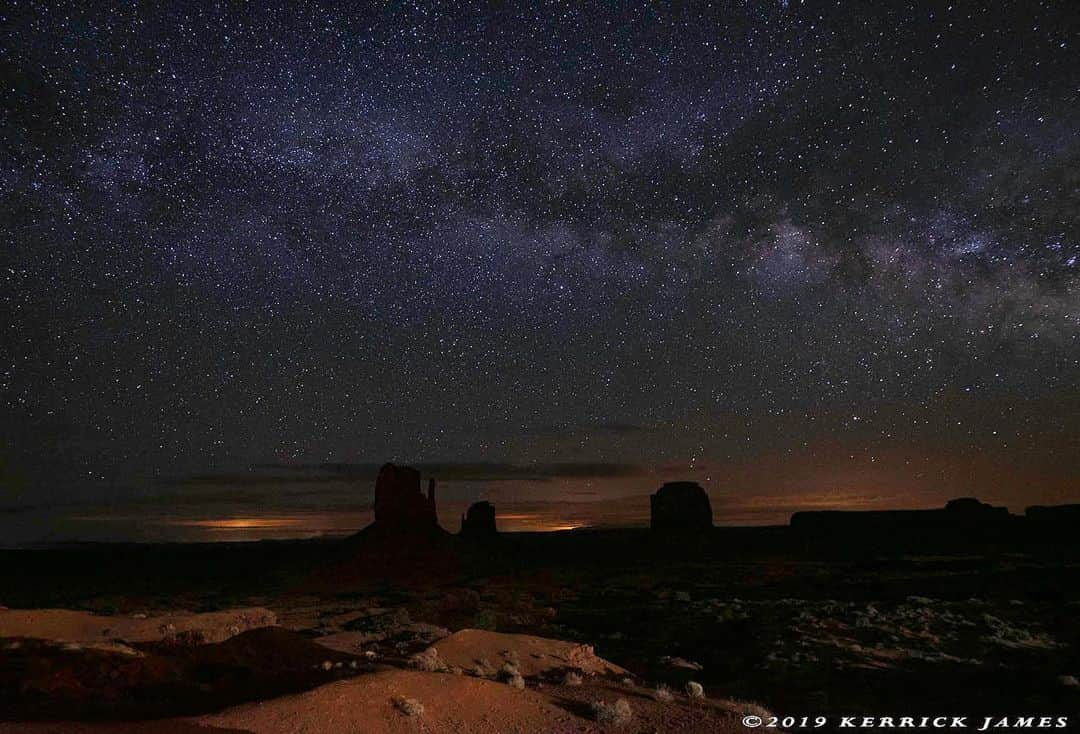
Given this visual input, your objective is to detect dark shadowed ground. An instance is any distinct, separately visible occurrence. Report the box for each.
[1,527,1078,729]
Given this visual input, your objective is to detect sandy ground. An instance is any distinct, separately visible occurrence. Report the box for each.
[0,724,246,734]
[0,670,757,734]
[0,616,755,733]
[431,628,627,677]
[0,608,276,645]
[196,670,580,733]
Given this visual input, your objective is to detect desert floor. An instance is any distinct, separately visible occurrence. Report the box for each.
[2,529,1078,732]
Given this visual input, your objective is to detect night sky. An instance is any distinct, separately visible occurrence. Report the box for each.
[3,2,1078,542]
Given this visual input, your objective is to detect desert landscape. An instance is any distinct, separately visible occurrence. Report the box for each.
[6,1,1078,731]
[2,465,1078,732]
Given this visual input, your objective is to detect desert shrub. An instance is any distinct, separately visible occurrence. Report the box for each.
[620,677,635,687]
[654,684,674,702]
[591,699,632,724]
[497,661,525,688]
[174,629,206,646]
[473,609,498,630]
[409,647,444,672]
[563,670,583,686]
[394,697,424,717]
[472,658,496,678]
[686,680,704,698]
[729,699,774,720]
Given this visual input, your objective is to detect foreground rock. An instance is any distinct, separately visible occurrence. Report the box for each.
[0,607,276,645]
[0,627,356,720]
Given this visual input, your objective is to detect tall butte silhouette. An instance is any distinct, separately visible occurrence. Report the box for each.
[305,463,456,589]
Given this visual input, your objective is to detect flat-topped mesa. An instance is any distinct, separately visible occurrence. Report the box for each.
[791,497,1013,533]
[1026,503,1080,531]
[651,481,713,532]
[460,501,497,539]
[372,462,438,530]
[944,497,1010,520]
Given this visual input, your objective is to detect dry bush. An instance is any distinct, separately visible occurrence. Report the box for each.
[472,658,496,678]
[727,699,774,720]
[591,698,632,724]
[654,684,674,702]
[563,670,583,686]
[394,697,424,717]
[409,647,444,672]
[686,680,705,698]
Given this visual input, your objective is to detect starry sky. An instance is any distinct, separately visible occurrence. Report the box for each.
[3,2,1078,542]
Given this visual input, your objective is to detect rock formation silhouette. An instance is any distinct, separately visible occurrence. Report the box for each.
[460,501,497,539]
[1025,503,1080,533]
[792,497,1012,534]
[372,462,438,530]
[308,462,455,589]
[790,497,1015,551]
[650,482,713,532]
[944,497,1010,519]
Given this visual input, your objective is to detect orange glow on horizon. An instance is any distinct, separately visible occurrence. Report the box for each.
[166,517,308,530]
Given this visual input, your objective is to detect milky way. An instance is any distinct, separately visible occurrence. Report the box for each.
[3,2,1078,532]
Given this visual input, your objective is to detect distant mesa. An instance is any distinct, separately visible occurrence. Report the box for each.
[372,462,438,530]
[791,496,1012,533]
[790,496,1016,549]
[650,481,713,532]
[944,497,1010,519]
[460,501,497,539]
[1025,503,1080,531]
